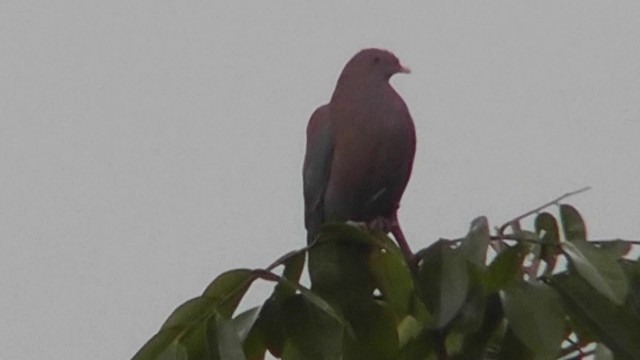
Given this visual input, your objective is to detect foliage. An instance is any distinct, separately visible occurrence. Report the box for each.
[133,193,640,360]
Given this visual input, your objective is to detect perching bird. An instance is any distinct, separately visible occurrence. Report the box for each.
[303,48,416,266]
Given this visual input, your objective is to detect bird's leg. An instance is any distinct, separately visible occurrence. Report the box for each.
[389,217,417,273]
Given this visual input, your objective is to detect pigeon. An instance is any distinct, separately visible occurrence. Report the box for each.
[303,48,417,266]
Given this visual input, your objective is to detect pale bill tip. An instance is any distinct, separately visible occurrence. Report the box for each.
[399,64,411,74]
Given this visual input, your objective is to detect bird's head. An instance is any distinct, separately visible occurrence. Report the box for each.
[342,48,411,82]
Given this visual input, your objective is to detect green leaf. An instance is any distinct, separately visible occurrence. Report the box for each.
[241,323,266,360]
[449,269,488,334]
[135,270,256,360]
[203,269,256,318]
[501,280,565,359]
[399,329,437,360]
[562,240,629,305]
[308,227,377,308]
[369,239,414,318]
[549,273,640,359]
[232,306,262,343]
[208,314,246,360]
[560,204,587,241]
[535,212,561,265]
[343,301,399,360]
[281,295,344,360]
[496,327,536,360]
[595,343,614,360]
[274,251,306,301]
[269,272,353,336]
[253,252,306,358]
[132,327,187,360]
[397,316,423,347]
[459,216,490,267]
[484,245,526,293]
[456,294,504,360]
[179,318,211,359]
[596,240,632,259]
[417,240,469,328]
[255,298,285,358]
[621,260,640,321]
[161,297,217,330]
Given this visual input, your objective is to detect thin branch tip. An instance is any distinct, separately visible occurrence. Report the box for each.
[498,186,592,235]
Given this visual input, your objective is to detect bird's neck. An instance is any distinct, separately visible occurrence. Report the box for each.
[331,78,391,105]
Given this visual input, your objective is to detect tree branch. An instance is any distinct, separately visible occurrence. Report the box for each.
[498,186,591,235]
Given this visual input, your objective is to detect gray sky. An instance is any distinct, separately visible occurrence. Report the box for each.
[1,1,640,359]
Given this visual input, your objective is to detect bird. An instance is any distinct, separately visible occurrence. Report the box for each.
[303,48,417,267]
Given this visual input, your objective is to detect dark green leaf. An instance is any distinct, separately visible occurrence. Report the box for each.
[562,240,628,305]
[207,313,246,360]
[255,298,285,358]
[484,245,526,293]
[595,343,614,360]
[272,272,353,336]
[455,294,504,360]
[621,260,640,320]
[156,342,188,360]
[281,295,344,360]
[203,269,256,318]
[459,216,490,267]
[132,327,187,360]
[161,297,217,330]
[343,301,399,360]
[417,240,469,328]
[560,204,587,241]
[232,306,262,342]
[501,280,565,359]
[399,329,437,360]
[136,270,256,360]
[397,316,423,348]
[496,327,536,360]
[549,273,640,359]
[596,240,632,259]
[274,251,306,301]
[253,252,306,358]
[369,240,414,318]
[179,318,210,359]
[449,269,487,334]
[308,228,376,308]
[241,324,266,360]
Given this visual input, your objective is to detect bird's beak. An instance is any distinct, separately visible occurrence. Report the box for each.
[398,64,411,74]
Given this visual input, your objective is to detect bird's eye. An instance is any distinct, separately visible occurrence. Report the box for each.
[373,56,381,64]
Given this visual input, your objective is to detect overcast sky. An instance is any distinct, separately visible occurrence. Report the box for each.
[2,1,640,359]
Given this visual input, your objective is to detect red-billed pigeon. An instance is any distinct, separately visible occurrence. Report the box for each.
[303,48,416,266]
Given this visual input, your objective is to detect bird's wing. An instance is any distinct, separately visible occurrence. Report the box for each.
[365,102,416,217]
[303,105,333,241]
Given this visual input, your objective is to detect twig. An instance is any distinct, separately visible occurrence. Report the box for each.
[491,234,640,248]
[490,234,559,247]
[498,186,591,235]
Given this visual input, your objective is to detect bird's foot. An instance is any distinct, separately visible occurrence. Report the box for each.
[367,216,393,233]
[345,220,369,231]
